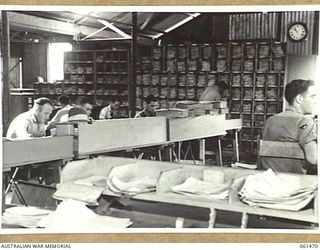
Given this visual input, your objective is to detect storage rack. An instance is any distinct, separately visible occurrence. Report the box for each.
[33,49,130,118]
[136,41,286,158]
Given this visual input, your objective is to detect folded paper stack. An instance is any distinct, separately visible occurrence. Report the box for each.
[239,169,317,211]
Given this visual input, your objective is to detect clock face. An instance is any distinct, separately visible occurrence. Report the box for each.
[288,23,308,42]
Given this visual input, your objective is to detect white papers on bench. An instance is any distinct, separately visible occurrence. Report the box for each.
[239,169,317,211]
[171,177,229,199]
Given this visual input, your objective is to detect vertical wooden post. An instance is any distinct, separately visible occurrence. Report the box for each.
[129,12,137,118]
[1,11,11,136]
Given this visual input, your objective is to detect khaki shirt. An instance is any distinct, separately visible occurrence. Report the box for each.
[262,106,317,174]
[6,110,46,139]
[199,85,221,102]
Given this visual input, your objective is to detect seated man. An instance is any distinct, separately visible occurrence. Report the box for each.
[199,81,230,102]
[76,97,94,118]
[47,94,72,131]
[262,79,317,174]
[6,97,55,184]
[135,95,158,118]
[99,100,120,119]
[7,97,53,139]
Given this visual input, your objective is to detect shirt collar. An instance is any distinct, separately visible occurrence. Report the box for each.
[285,105,302,114]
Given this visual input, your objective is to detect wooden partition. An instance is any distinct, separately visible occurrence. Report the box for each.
[168,114,227,142]
[75,117,167,157]
[3,136,74,171]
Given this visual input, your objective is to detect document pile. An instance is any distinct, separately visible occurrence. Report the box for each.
[171,177,229,200]
[37,200,132,229]
[107,163,157,195]
[2,206,52,228]
[239,169,317,211]
[107,175,157,195]
[53,181,107,205]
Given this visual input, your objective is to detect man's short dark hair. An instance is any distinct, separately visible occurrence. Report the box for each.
[144,95,157,104]
[77,96,92,106]
[58,94,70,106]
[34,97,52,106]
[217,81,229,92]
[285,79,314,105]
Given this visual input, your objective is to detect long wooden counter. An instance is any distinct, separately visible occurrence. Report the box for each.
[60,156,318,227]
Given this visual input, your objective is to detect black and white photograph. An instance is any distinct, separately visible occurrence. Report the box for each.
[1,7,319,233]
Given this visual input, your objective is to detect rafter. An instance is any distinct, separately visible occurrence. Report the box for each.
[0,12,122,40]
[98,19,131,39]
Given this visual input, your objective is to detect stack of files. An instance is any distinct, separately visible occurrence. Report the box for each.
[37,200,132,229]
[2,206,52,228]
[153,47,162,59]
[53,181,107,205]
[239,169,317,211]
[171,177,229,200]
[273,59,284,71]
[259,45,270,57]
[217,59,227,71]
[107,175,157,195]
[272,45,285,57]
[178,46,187,59]
[155,108,189,118]
[203,45,212,59]
[176,100,210,110]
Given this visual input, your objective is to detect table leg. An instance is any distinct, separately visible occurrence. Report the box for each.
[218,137,223,166]
[208,208,217,228]
[235,130,239,163]
[241,212,249,228]
[199,139,206,165]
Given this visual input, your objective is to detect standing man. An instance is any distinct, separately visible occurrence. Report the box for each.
[262,79,317,174]
[135,95,159,118]
[6,97,53,139]
[199,81,230,102]
[99,100,120,119]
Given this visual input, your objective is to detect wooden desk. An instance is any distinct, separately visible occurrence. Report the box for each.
[3,136,74,171]
[167,116,242,164]
[57,117,168,158]
[2,136,74,211]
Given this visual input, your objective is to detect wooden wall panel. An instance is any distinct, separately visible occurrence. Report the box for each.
[22,43,48,87]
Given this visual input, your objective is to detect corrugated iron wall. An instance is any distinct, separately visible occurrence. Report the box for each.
[228,11,318,55]
[281,11,317,55]
[229,12,279,41]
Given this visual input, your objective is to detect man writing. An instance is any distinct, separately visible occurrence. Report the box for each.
[7,97,53,139]
[262,79,317,174]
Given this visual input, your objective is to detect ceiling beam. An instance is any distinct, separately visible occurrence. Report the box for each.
[0,12,122,40]
[139,13,156,31]
[98,19,131,39]
[68,11,133,28]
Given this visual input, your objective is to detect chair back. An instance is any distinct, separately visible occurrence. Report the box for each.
[257,137,305,169]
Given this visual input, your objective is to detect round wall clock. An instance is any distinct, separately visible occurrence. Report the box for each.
[288,22,308,42]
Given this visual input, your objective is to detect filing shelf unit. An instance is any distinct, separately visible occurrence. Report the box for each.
[33,49,130,118]
[136,41,286,158]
